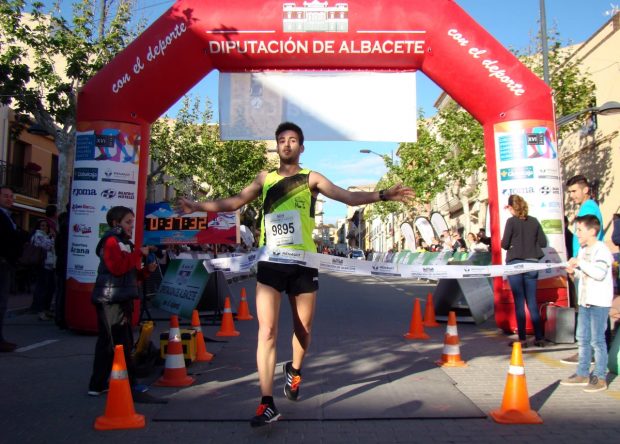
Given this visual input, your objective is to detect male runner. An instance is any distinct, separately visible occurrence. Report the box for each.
[179,122,414,427]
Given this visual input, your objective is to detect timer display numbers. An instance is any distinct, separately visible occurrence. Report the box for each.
[146,217,208,231]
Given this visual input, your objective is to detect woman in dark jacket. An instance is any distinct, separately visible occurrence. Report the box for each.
[501,194,547,348]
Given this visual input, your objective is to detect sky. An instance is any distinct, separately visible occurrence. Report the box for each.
[49,0,620,224]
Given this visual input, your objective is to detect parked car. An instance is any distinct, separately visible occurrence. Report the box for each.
[349,249,365,260]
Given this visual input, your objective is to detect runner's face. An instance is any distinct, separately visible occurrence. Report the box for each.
[277,130,303,164]
[118,213,135,238]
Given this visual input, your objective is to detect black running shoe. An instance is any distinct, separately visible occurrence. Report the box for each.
[250,403,281,427]
[283,361,301,401]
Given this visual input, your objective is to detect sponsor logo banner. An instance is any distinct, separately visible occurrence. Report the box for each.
[74,167,99,181]
[500,166,534,181]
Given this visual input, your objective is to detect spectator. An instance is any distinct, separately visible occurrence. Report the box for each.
[54,211,69,329]
[30,219,56,321]
[564,215,574,260]
[501,194,547,348]
[467,232,489,253]
[429,237,442,252]
[562,174,604,364]
[87,206,162,403]
[44,204,58,236]
[612,214,620,294]
[0,186,26,352]
[566,175,603,257]
[440,230,453,252]
[478,228,491,247]
[451,231,466,252]
[415,238,428,252]
[612,213,620,249]
[560,215,613,392]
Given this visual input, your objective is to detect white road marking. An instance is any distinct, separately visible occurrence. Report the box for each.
[16,339,59,352]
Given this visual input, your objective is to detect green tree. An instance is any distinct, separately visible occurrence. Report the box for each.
[149,96,215,195]
[0,0,137,207]
[149,96,274,228]
[365,115,451,222]
[514,27,596,138]
[434,102,485,184]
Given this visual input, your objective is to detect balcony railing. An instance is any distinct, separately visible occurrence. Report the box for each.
[0,160,41,199]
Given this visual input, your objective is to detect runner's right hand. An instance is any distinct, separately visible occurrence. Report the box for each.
[177,197,196,214]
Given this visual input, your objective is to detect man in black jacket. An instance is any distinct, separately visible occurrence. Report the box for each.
[0,186,25,352]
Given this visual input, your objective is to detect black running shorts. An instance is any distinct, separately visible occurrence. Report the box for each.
[256,261,319,295]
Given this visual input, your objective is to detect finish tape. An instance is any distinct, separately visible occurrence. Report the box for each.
[204,247,565,280]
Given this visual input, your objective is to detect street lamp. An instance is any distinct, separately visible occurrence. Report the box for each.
[359,148,394,162]
[556,100,620,127]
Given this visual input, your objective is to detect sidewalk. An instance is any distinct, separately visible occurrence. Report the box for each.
[6,291,32,316]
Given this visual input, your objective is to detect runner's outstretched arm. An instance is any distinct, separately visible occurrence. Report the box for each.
[310,172,415,206]
[177,171,266,213]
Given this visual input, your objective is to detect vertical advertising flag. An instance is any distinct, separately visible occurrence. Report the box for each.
[494,120,565,278]
[67,122,141,283]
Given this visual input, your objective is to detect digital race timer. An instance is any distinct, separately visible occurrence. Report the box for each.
[146,217,209,231]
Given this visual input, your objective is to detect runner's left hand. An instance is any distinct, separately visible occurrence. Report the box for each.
[385,183,415,204]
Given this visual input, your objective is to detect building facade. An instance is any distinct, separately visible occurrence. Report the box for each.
[0,106,59,231]
[559,13,620,244]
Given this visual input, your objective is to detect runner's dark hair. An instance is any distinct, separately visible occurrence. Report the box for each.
[275,122,304,145]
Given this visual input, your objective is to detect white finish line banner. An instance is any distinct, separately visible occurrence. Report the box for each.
[203,247,565,280]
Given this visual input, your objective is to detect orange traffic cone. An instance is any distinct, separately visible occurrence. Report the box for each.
[94,345,145,431]
[435,311,467,367]
[216,296,240,337]
[155,315,195,387]
[423,293,440,327]
[191,310,214,362]
[236,288,254,321]
[489,341,543,424]
[404,298,430,340]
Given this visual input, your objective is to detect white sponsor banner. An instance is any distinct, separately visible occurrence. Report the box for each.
[430,212,449,236]
[219,71,417,142]
[415,216,435,244]
[204,247,565,280]
[67,127,141,283]
[400,223,416,251]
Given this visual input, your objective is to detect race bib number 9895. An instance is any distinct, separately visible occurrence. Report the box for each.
[265,210,303,247]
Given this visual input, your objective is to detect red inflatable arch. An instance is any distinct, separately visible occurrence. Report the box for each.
[70,0,566,332]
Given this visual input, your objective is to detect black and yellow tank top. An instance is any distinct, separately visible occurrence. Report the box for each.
[259,169,316,252]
